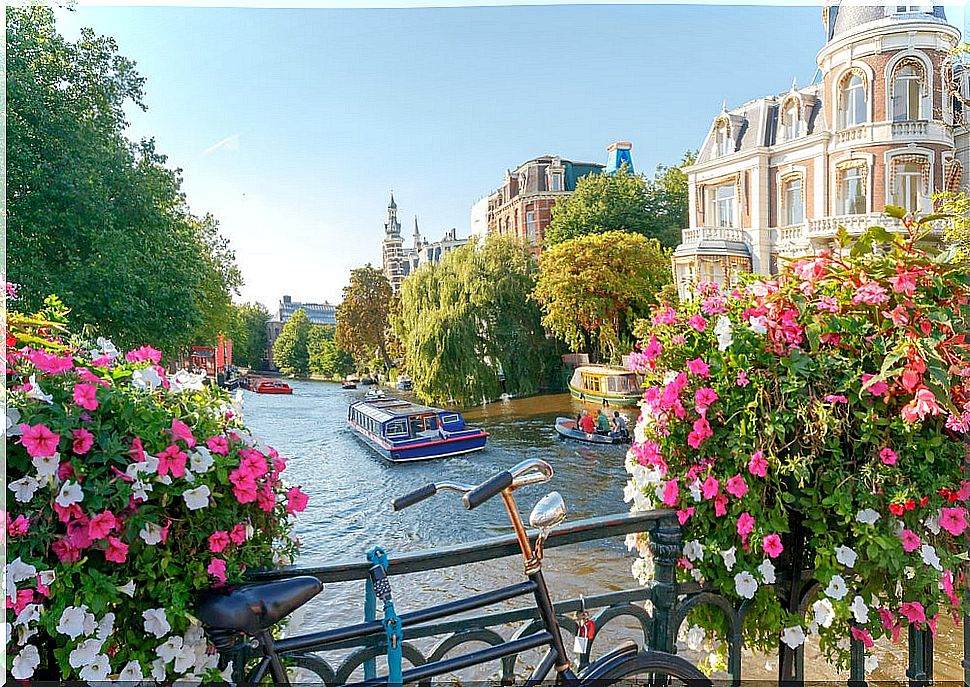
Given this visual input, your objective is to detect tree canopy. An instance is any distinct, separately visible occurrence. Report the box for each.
[308,325,355,379]
[272,310,311,376]
[544,152,695,249]
[532,231,672,363]
[935,191,970,261]
[6,7,241,353]
[335,265,394,370]
[227,302,271,369]
[397,236,554,406]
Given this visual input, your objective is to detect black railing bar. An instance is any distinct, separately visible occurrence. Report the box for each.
[250,510,676,583]
[346,631,555,686]
[276,580,537,653]
[289,587,654,654]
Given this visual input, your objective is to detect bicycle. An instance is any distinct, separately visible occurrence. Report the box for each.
[198,458,712,686]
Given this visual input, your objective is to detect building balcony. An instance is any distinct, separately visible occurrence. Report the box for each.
[834,120,952,146]
[891,120,928,137]
[805,213,945,239]
[680,226,746,245]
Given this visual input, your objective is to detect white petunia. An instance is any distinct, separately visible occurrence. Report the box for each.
[924,511,941,535]
[748,316,768,335]
[189,446,214,474]
[9,475,41,503]
[156,474,173,486]
[919,544,942,571]
[91,337,120,360]
[14,604,41,628]
[812,598,835,628]
[856,509,880,525]
[7,558,38,584]
[686,625,706,651]
[851,595,870,624]
[143,608,171,638]
[182,484,211,511]
[132,479,153,502]
[157,635,184,664]
[55,480,84,508]
[32,452,60,479]
[131,366,163,390]
[169,369,207,393]
[715,315,733,351]
[37,569,55,587]
[118,579,136,597]
[864,655,879,674]
[57,605,94,640]
[11,644,40,679]
[625,532,638,551]
[683,540,704,562]
[96,612,115,641]
[690,568,703,583]
[151,657,168,681]
[631,556,655,585]
[721,547,737,572]
[734,571,758,599]
[6,407,22,436]
[781,625,806,649]
[78,654,110,682]
[69,638,104,668]
[758,558,776,584]
[689,481,702,502]
[824,574,849,601]
[835,545,857,568]
[140,522,166,546]
[119,659,145,682]
[26,374,53,404]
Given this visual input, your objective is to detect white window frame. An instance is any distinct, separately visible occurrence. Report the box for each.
[892,64,923,121]
[839,167,867,215]
[711,183,736,228]
[839,73,868,129]
[893,162,924,212]
[782,103,800,141]
[783,177,804,226]
[715,124,732,157]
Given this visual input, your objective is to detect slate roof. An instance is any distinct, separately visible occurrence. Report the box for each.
[827,4,947,42]
[511,157,605,194]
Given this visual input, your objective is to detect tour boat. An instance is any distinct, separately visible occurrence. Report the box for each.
[347,397,488,462]
[554,417,630,445]
[252,379,293,395]
[567,365,642,407]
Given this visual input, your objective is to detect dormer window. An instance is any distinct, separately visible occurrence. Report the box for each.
[838,71,868,129]
[892,4,932,14]
[715,122,732,157]
[550,172,563,191]
[781,102,801,141]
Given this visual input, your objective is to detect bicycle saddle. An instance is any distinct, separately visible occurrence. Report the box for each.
[197,576,323,635]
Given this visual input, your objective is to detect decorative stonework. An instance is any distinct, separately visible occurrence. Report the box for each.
[835,159,869,195]
[888,154,931,192]
[943,157,963,192]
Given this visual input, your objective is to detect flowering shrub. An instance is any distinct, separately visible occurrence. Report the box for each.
[5,294,309,681]
[624,218,969,672]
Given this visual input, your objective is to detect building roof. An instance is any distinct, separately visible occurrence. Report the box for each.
[826,4,947,42]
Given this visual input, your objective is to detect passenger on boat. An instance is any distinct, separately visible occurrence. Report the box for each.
[611,412,629,439]
[578,410,596,434]
[595,409,611,434]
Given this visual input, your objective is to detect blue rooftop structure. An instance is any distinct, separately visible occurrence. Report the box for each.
[604,141,635,175]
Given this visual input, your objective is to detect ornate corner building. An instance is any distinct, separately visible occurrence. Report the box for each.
[673,4,968,299]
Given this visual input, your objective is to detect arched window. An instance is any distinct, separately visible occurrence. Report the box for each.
[890,156,930,213]
[782,176,804,226]
[715,122,732,157]
[891,61,925,121]
[837,163,867,215]
[838,72,868,129]
[781,102,800,141]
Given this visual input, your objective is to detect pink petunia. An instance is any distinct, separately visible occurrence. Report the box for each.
[823,394,848,404]
[726,474,748,499]
[27,348,75,374]
[18,423,60,458]
[7,515,29,537]
[125,346,163,364]
[229,523,248,544]
[104,536,129,563]
[73,383,99,411]
[939,507,968,536]
[676,507,694,525]
[899,601,926,626]
[156,444,187,479]
[736,512,755,543]
[701,474,719,500]
[762,534,784,558]
[852,281,889,306]
[879,447,898,466]
[686,358,710,378]
[661,479,679,507]
[861,373,889,396]
[77,367,110,387]
[688,417,713,449]
[256,484,277,513]
[208,557,228,585]
[209,531,231,553]
[688,314,707,332]
[88,511,117,540]
[130,437,147,462]
[694,387,718,413]
[900,529,921,552]
[748,450,768,478]
[72,428,94,455]
[714,493,728,517]
[850,626,874,649]
[285,487,309,515]
[169,418,197,448]
[206,435,229,456]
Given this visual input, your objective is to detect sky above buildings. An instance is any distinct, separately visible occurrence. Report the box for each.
[54,1,967,309]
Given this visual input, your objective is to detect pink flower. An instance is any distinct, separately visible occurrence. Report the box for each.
[229,523,248,544]
[27,348,74,374]
[206,435,229,455]
[688,314,708,332]
[653,306,678,325]
[686,358,710,378]
[209,530,231,553]
[208,557,228,585]
[156,444,187,478]
[736,512,755,543]
[879,447,897,466]
[900,529,921,552]
[850,626,874,649]
[815,296,839,313]
[701,474,719,500]
[694,387,718,413]
[736,370,750,387]
[941,569,960,607]
[256,484,277,512]
[899,601,926,626]
[901,387,943,423]
[748,450,768,477]
[88,511,117,540]
[230,470,259,504]
[72,383,99,411]
[169,418,196,448]
[661,479,679,507]
[714,493,728,517]
[18,423,60,457]
[688,417,713,449]
[888,271,918,296]
[861,373,889,396]
[238,449,269,479]
[105,536,129,563]
[852,281,889,306]
[7,515,29,537]
[125,345,162,364]
[77,367,110,387]
[676,507,694,525]
[762,534,784,558]
[130,437,146,462]
[726,474,748,499]
[72,428,94,455]
[823,394,848,404]
[285,486,309,515]
[939,507,968,536]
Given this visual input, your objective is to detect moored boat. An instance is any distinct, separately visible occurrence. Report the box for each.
[554,417,629,445]
[342,376,359,390]
[567,365,642,407]
[396,375,413,391]
[364,387,387,400]
[347,397,488,462]
[252,379,293,395]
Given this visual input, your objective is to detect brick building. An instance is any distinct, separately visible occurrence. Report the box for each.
[673,4,968,298]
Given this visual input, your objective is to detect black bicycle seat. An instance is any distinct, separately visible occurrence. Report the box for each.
[197,576,323,635]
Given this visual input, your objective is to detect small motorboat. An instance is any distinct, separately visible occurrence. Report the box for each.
[554,417,629,445]
[342,376,359,390]
[365,387,387,400]
[360,377,378,386]
[396,376,413,391]
[252,379,293,395]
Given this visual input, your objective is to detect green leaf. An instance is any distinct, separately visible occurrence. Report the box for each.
[883,205,908,219]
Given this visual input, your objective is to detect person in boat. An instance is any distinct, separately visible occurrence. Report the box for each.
[611,411,629,440]
[595,409,611,435]
[578,410,596,434]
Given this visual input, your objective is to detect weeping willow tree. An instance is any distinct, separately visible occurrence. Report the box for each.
[397,236,553,406]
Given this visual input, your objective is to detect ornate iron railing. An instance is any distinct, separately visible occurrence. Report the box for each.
[247,511,969,686]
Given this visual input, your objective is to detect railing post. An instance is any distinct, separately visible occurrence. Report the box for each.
[963,589,969,687]
[906,624,933,687]
[848,634,867,687]
[648,515,683,655]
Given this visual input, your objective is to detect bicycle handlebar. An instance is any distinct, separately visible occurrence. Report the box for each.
[462,471,513,510]
[390,483,437,511]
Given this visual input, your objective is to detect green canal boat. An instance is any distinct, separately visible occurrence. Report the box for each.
[567,365,642,407]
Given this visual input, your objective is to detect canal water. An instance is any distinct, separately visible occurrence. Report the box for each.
[242,378,963,682]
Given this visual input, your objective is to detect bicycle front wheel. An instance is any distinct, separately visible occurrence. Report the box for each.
[592,649,713,687]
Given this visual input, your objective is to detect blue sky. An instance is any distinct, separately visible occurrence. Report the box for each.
[53,2,967,310]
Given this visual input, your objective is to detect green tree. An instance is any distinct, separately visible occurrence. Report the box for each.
[335,265,394,370]
[545,154,695,249]
[308,325,355,379]
[6,7,240,353]
[398,236,553,405]
[228,302,271,369]
[935,191,970,261]
[272,309,311,376]
[532,231,672,363]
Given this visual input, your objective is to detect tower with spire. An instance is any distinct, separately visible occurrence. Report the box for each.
[382,193,406,293]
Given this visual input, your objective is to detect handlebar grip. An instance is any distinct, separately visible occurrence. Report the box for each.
[462,471,514,510]
[390,483,437,511]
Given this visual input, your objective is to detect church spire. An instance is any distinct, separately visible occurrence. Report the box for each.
[388,192,397,210]
[413,216,422,245]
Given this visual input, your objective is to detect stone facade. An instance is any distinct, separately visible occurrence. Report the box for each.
[674,4,967,299]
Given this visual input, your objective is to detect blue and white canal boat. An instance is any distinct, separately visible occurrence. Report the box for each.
[347,397,488,462]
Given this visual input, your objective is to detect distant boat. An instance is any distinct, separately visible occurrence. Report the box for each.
[347,396,488,462]
[568,365,642,407]
[360,377,378,386]
[365,387,387,400]
[252,379,293,395]
[342,376,359,390]
[396,376,413,391]
[554,417,629,445]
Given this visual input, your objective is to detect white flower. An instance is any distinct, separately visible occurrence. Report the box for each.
[625,532,638,551]
[157,635,184,664]
[55,480,84,508]
[57,605,95,640]
[851,595,870,624]
[9,475,40,503]
[715,315,733,351]
[919,544,942,571]
[37,569,55,587]
[758,558,776,584]
[14,604,41,628]
[78,654,110,682]
[69,638,104,668]
[132,479,154,501]
[140,522,166,546]
[26,374,53,404]
[835,545,857,568]
[905,566,916,579]
[856,509,880,525]
[812,598,835,628]
[824,574,849,601]
[16,623,38,646]
[119,659,145,682]
[7,558,37,584]
[91,337,120,360]
[632,556,655,585]
[690,568,703,583]
[156,473,173,486]
[189,446,214,473]
[182,484,211,511]
[131,366,163,390]
[748,316,768,335]
[151,656,168,681]
[143,608,171,638]
[689,481,702,502]
[721,547,737,572]
[118,579,136,597]
[686,625,706,651]
[734,571,758,599]
[864,655,879,673]
[781,625,806,649]
[96,612,115,641]
[6,406,22,436]
[11,644,40,679]
[32,451,60,479]
[169,369,207,393]
[683,540,704,562]
[924,511,941,535]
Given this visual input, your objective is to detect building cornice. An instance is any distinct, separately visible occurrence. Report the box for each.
[817,19,960,67]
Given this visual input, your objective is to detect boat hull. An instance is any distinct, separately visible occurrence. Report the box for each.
[554,417,629,444]
[347,420,488,462]
[568,385,640,407]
